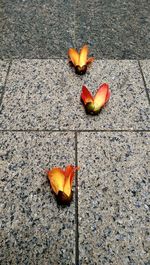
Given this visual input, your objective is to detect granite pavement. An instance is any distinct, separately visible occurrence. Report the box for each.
[0,0,150,59]
[0,132,76,265]
[0,60,149,130]
[75,0,150,59]
[140,60,150,97]
[0,58,150,265]
[0,0,75,59]
[78,132,150,265]
[0,60,10,96]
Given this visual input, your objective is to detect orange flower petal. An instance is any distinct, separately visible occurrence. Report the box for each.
[81,85,94,105]
[105,87,111,103]
[86,57,94,65]
[94,83,110,111]
[47,168,65,195]
[63,165,78,197]
[65,165,74,186]
[79,45,88,67]
[68,48,79,66]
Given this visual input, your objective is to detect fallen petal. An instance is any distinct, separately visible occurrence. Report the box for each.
[47,168,65,195]
[68,48,79,66]
[81,85,94,105]
[79,45,88,67]
[86,57,94,65]
[63,165,78,197]
[94,83,110,111]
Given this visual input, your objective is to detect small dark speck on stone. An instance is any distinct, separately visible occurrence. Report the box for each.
[10,215,14,222]
[102,187,108,192]
[131,190,137,196]
[1,178,6,182]
[37,188,41,194]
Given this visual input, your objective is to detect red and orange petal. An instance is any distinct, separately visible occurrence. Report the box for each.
[64,165,75,186]
[47,165,79,197]
[64,165,79,197]
[68,48,79,66]
[86,57,94,65]
[63,165,74,197]
[47,167,65,195]
[105,87,111,103]
[81,85,94,105]
[94,83,110,110]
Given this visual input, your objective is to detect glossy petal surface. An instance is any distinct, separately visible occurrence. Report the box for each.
[79,45,88,67]
[94,83,110,111]
[81,85,94,105]
[68,48,79,66]
[48,168,65,195]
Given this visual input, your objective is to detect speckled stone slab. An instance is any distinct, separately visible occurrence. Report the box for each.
[140,60,150,96]
[75,0,150,59]
[0,60,149,130]
[0,132,75,265]
[0,60,10,94]
[0,0,75,59]
[78,132,150,265]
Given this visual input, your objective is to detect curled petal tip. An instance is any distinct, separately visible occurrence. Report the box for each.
[87,57,95,65]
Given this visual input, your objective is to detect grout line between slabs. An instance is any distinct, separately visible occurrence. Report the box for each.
[74,0,77,48]
[0,60,12,107]
[8,57,69,61]
[75,132,79,265]
[1,57,150,60]
[138,60,150,104]
[72,0,76,48]
[0,129,150,133]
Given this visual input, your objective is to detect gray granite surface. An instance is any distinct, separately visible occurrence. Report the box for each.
[140,60,150,96]
[0,58,149,264]
[1,0,150,59]
[0,59,149,130]
[0,60,10,94]
[78,132,150,265]
[75,0,150,59]
[0,132,75,265]
[0,0,75,59]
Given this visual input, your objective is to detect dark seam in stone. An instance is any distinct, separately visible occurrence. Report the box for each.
[75,131,79,265]
[0,60,12,107]
[138,60,150,105]
[74,0,77,48]
[0,129,150,133]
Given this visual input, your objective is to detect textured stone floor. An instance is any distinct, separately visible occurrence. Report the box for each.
[0,59,150,265]
[1,0,150,59]
[0,1,150,264]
